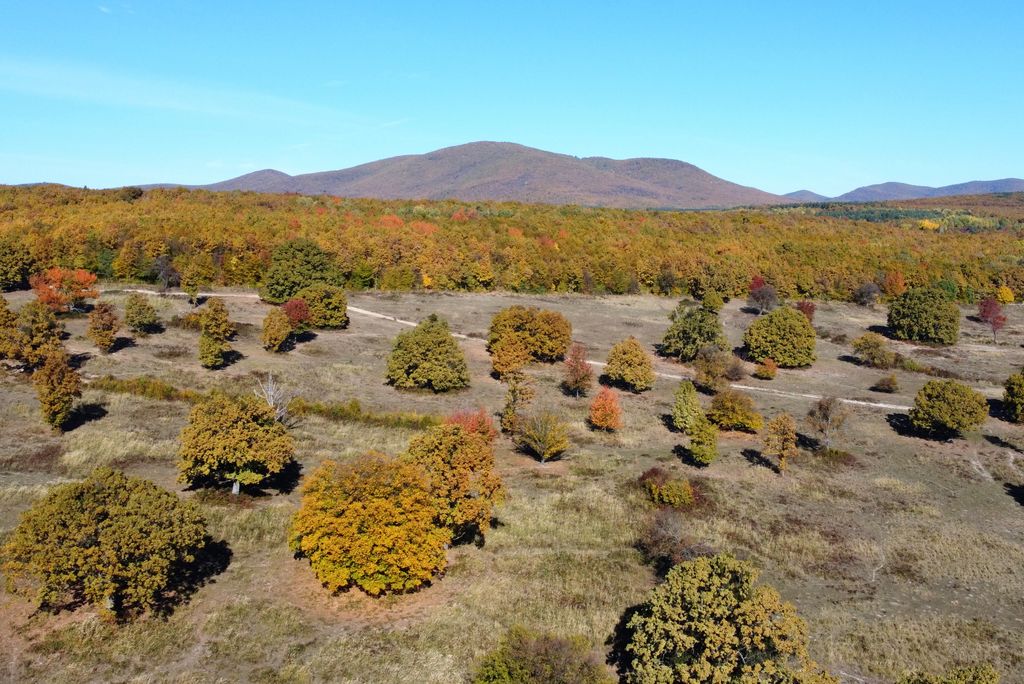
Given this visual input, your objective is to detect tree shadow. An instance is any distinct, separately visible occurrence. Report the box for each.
[222,349,244,367]
[109,336,136,353]
[598,373,642,394]
[886,412,954,441]
[985,434,1024,453]
[661,413,680,433]
[63,403,108,431]
[293,330,318,345]
[606,602,645,677]
[742,448,779,473]
[796,432,821,451]
[868,324,893,338]
[1004,483,1024,507]
[987,398,1013,422]
[154,537,232,618]
[739,305,762,315]
[67,352,92,370]
[838,354,862,366]
[672,444,709,469]
[259,458,303,495]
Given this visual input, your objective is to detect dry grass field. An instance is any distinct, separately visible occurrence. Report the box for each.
[1,287,1023,683]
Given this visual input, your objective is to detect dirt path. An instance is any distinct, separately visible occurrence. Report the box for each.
[104,287,912,411]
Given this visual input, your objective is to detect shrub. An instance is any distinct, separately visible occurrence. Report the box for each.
[795,300,816,322]
[386,314,469,392]
[403,424,505,539]
[295,283,349,328]
[0,467,208,620]
[516,412,570,462]
[490,334,532,378]
[289,454,449,595]
[91,375,204,403]
[0,238,33,291]
[806,397,849,450]
[660,304,726,362]
[744,306,816,367]
[995,285,1014,304]
[687,415,719,465]
[764,413,798,472]
[32,346,81,430]
[445,407,498,443]
[638,468,695,509]
[637,508,715,573]
[473,625,611,684]
[29,267,98,312]
[288,397,440,430]
[753,358,778,380]
[261,308,293,352]
[748,283,779,314]
[86,301,120,353]
[588,386,623,431]
[854,282,881,306]
[872,374,900,393]
[707,389,763,432]
[1003,372,1024,423]
[15,300,63,368]
[178,393,295,494]
[623,554,836,683]
[671,380,703,432]
[887,287,960,345]
[500,371,535,434]
[605,336,655,392]
[897,664,1000,684]
[851,332,896,368]
[198,333,230,369]
[909,379,988,436]
[281,298,311,331]
[123,293,159,333]
[562,341,594,397]
[700,290,724,313]
[260,239,344,303]
[693,346,732,392]
[487,305,572,362]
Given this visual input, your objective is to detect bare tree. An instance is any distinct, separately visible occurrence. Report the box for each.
[253,373,294,425]
[806,396,849,451]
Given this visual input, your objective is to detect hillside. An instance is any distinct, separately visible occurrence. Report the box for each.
[837,178,1024,202]
[156,142,789,209]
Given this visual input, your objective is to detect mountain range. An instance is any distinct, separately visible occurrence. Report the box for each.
[143,141,1024,209]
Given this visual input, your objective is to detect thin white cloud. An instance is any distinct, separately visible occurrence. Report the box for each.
[98,5,112,13]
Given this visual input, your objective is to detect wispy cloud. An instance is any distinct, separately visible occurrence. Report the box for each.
[0,57,362,128]
[98,5,112,13]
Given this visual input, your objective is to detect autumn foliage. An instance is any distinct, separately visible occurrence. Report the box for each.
[562,341,594,397]
[604,337,655,392]
[32,345,81,430]
[87,301,120,353]
[488,306,572,362]
[588,386,623,431]
[29,267,98,313]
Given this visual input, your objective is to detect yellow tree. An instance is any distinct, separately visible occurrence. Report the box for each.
[764,413,798,473]
[32,346,81,430]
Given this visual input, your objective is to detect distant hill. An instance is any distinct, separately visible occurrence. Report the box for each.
[784,189,829,202]
[836,178,1024,202]
[147,142,788,209]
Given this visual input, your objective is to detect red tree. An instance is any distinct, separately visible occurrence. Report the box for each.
[795,300,816,322]
[748,275,766,294]
[588,386,623,431]
[281,298,311,330]
[444,407,498,443]
[562,341,594,397]
[30,268,99,313]
[978,297,1006,343]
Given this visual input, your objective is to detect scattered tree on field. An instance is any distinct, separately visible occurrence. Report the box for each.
[700,290,724,313]
[622,554,837,683]
[851,332,896,368]
[764,413,798,472]
[253,372,293,424]
[179,254,214,306]
[660,303,726,362]
[261,307,293,352]
[562,341,594,397]
[178,393,295,494]
[490,334,532,379]
[86,301,120,353]
[295,283,349,328]
[29,267,98,313]
[404,424,504,539]
[747,278,779,314]
[908,379,987,436]
[687,415,719,465]
[516,412,570,462]
[199,297,235,342]
[386,314,469,392]
[706,389,763,432]
[670,381,703,433]
[588,386,623,431]
[744,306,816,367]
[445,407,498,443]
[887,288,960,345]
[473,625,612,684]
[1003,372,1024,423]
[32,346,81,430]
[11,301,63,368]
[260,239,344,303]
[796,300,816,322]
[605,337,655,392]
[977,296,1006,343]
[0,467,209,620]
[500,371,535,434]
[806,397,849,451]
[693,346,733,392]
[289,454,449,595]
[281,298,311,331]
[124,293,159,334]
[487,305,572,362]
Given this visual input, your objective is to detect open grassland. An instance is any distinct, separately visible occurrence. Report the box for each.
[1,288,1023,683]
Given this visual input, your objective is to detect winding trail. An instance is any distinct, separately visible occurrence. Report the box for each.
[104,287,912,412]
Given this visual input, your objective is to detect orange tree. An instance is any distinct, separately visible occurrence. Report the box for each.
[589,386,623,431]
[29,267,98,313]
[87,301,121,353]
[289,454,450,595]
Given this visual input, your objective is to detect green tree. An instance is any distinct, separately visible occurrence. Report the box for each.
[16,300,63,368]
[623,554,836,683]
[260,239,344,303]
[177,393,295,494]
[909,379,988,436]
[261,307,293,352]
[0,467,208,620]
[0,238,33,291]
[289,454,449,595]
[661,304,726,362]
[32,346,81,430]
[605,336,655,392]
[198,297,234,369]
[404,424,505,539]
[198,333,229,369]
[516,412,570,462]
[295,283,349,328]
[744,306,816,367]
[124,293,159,334]
[386,314,469,392]
[1003,372,1024,423]
[473,625,612,684]
[688,415,719,466]
[500,371,535,434]
[888,287,960,345]
[86,301,120,353]
[670,380,703,432]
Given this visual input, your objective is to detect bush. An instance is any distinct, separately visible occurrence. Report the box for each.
[605,337,655,392]
[178,393,295,494]
[854,282,881,306]
[562,341,594,397]
[473,625,611,684]
[871,374,900,393]
[700,290,724,313]
[764,413,798,472]
[386,314,469,392]
[687,416,719,465]
[806,397,849,451]
[281,298,311,331]
[637,508,715,573]
[623,554,836,683]
[403,424,504,539]
[795,300,816,322]
[490,334,532,379]
[887,287,960,345]
[445,407,498,443]
[32,346,81,430]
[1003,372,1024,423]
[86,301,120,353]
[753,358,778,380]
[124,293,159,334]
[260,239,344,303]
[487,305,572,362]
[660,304,726,362]
[0,467,208,619]
[91,375,204,403]
[516,412,570,462]
[909,380,987,435]
[638,468,695,509]
[693,346,732,392]
[707,389,763,432]
[743,306,816,367]
[289,454,449,595]
[261,308,293,352]
[295,283,349,328]
[852,332,897,368]
[897,664,1000,684]
[588,386,623,431]
[748,283,779,314]
[14,300,63,368]
[670,380,703,432]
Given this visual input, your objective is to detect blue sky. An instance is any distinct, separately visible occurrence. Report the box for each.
[1,1,1021,196]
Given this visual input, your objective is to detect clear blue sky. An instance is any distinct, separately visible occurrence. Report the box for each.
[1,1,1021,196]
